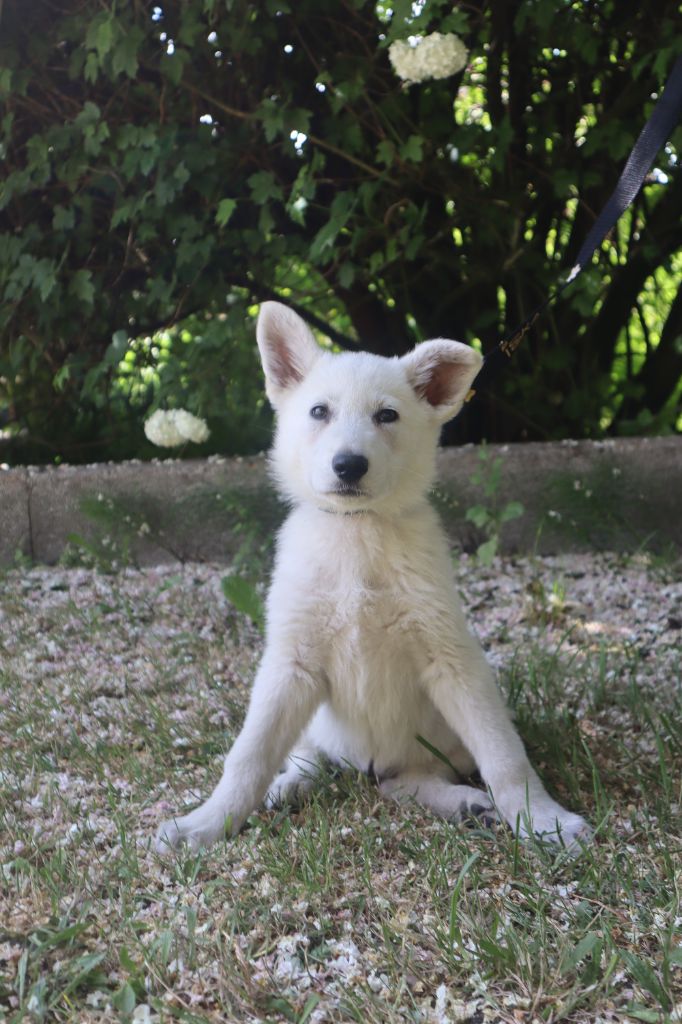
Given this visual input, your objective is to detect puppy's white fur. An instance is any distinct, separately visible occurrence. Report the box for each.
[157,302,590,852]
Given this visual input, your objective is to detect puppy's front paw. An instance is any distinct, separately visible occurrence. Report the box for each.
[155,806,229,854]
[545,811,593,850]
[520,807,593,851]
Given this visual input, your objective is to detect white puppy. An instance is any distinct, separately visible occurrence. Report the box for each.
[157,302,590,853]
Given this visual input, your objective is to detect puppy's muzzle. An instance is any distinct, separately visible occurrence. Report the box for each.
[332,452,369,484]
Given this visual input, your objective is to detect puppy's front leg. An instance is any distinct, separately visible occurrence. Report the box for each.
[156,652,324,852]
[423,637,591,848]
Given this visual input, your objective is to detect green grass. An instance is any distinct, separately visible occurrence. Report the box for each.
[0,556,680,1022]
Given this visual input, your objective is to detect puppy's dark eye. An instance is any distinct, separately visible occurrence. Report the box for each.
[374,408,399,424]
[310,404,329,421]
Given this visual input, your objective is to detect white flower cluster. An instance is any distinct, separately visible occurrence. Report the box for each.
[144,409,210,448]
[388,32,468,86]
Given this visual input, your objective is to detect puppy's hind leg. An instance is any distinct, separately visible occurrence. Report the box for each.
[424,642,592,848]
[380,771,498,826]
[264,741,321,809]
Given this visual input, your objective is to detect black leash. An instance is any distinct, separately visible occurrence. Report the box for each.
[460,54,682,414]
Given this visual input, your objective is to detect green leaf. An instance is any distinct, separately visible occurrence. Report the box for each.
[416,734,459,774]
[84,51,99,83]
[221,575,264,629]
[26,135,49,170]
[562,931,601,971]
[298,994,321,1024]
[449,851,482,943]
[112,981,137,1015]
[119,946,137,973]
[465,504,490,528]
[1,110,15,137]
[288,195,308,226]
[75,101,101,129]
[35,259,58,301]
[96,17,114,57]
[70,269,95,306]
[500,500,524,523]
[215,198,237,227]
[476,537,498,566]
[105,331,129,365]
[400,134,424,163]
[85,13,115,59]
[17,948,28,1002]
[309,192,355,262]
[139,149,157,176]
[163,52,184,85]
[625,1008,661,1023]
[177,7,204,46]
[151,929,174,965]
[620,950,670,1010]
[265,996,297,1022]
[111,27,144,78]
[376,139,395,166]
[154,177,177,206]
[53,364,71,391]
[258,98,284,143]
[33,921,89,949]
[174,162,190,187]
[53,206,75,231]
[258,204,275,234]
[51,952,107,1007]
[338,262,356,288]
[111,200,134,228]
[248,170,283,205]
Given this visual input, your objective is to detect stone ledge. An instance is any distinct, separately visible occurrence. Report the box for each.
[0,437,679,567]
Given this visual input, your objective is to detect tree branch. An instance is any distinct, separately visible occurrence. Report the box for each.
[182,82,400,187]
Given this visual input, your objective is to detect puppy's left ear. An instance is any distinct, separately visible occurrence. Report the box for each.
[401,339,482,422]
[256,301,322,407]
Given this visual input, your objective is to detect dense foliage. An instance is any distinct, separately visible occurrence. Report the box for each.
[0,0,680,463]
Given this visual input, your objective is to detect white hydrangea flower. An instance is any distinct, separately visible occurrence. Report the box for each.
[388,32,469,86]
[144,409,210,447]
[172,409,211,444]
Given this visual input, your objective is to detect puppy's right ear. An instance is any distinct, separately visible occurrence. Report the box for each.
[256,302,322,406]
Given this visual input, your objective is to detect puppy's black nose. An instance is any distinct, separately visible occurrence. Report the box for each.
[332,452,369,483]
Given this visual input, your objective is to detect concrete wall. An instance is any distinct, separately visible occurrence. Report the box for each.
[1,437,680,567]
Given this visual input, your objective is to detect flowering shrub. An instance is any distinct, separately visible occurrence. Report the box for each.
[1,0,680,463]
[388,33,468,85]
[144,409,210,448]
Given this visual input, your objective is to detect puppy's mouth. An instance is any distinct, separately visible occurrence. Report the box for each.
[317,487,374,516]
[331,485,367,498]
[318,485,372,513]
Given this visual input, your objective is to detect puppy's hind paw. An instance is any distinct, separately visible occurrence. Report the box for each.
[264,770,315,810]
[458,791,500,829]
[465,800,500,829]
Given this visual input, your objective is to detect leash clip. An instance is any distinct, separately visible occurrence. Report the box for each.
[499,310,541,358]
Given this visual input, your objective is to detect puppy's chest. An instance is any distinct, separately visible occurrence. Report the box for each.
[315,566,426,716]
[317,556,420,649]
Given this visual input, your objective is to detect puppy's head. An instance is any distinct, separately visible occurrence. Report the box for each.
[257,301,482,514]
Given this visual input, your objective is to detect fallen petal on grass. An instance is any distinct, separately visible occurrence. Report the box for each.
[0,552,680,1021]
